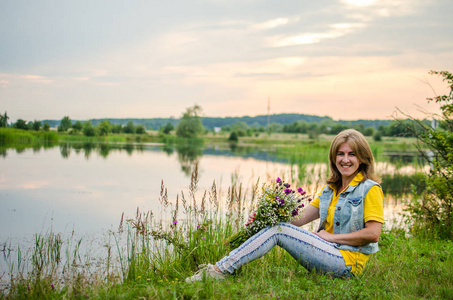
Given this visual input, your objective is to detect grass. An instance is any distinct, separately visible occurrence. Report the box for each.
[1,167,452,299]
[0,128,58,146]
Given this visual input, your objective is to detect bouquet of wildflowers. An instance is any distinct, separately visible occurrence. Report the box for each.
[224,177,310,251]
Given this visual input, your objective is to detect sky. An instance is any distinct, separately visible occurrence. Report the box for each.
[1,0,452,123]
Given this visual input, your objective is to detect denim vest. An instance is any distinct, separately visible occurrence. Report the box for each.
[317,179,380,254]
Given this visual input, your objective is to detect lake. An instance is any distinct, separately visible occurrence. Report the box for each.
[0,141,425,254]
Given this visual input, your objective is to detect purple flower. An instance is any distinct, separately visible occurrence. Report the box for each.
[284,188,292,195]
[27,286,30,290]
[297,187,304,194]
[299,204,305,208]
[173,221,178,225]
[276,177,282,183]
[279,199,285,206]
[292,210,299,216]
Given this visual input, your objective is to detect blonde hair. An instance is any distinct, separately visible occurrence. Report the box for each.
[327,129,381,190]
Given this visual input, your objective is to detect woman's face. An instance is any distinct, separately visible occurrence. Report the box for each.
[335,142,360,182]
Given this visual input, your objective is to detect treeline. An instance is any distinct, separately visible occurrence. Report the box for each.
[2,110,424,140]
[220,118,422,141]
[38,113,390,131]
[1,112,51,131]
[54,117,147,136]
[0,113,146,137]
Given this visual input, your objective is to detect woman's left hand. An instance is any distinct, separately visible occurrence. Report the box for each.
[315,221,382,246]
[315,230,336,243]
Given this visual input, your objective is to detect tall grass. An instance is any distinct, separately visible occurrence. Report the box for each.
[112,166,254,284]
[0,128,58,146]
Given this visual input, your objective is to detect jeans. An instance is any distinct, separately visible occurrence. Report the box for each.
[216,223,352,278]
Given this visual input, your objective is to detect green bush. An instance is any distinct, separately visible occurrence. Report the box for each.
[228,131,239,142]
[401,71,453,239]
[373,131,382,141]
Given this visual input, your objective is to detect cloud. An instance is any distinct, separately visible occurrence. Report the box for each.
[19,180,50,189]
[20,75,54,84]
[341,0,378,7]
[252,18,291,30]
[342,0,424,18]
[270,22,366,47]
[0,80,8,88]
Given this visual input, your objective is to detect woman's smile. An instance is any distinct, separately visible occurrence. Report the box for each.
[336,142,360,181]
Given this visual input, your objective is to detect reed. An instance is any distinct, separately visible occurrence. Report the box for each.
[0,128,58,146]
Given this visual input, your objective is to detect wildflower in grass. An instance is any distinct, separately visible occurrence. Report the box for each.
[224,178,310,250]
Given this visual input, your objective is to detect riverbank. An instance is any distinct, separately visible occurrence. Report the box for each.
[2,228,451,299]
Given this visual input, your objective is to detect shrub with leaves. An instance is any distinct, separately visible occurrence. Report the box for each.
[399,70,453,239]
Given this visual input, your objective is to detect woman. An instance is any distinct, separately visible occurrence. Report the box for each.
[186,129,384,282]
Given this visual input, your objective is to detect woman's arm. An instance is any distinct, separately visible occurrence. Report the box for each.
[291,205,320,227]
[315,221,382,246]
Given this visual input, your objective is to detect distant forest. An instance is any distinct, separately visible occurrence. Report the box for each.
[41,113,391,131]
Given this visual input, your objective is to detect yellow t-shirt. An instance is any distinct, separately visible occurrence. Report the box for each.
[310,173,384,275]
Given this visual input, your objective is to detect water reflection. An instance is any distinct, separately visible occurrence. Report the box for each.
[3,142,430,199]
[383,152,425,165]
[174,141,203,176]
[57,142,148,160]
[380,173,426,196]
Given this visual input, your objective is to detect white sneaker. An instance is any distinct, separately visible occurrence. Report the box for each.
[185,264,225,283]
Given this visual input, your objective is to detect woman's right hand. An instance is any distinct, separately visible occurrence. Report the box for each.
[245,211,256,226]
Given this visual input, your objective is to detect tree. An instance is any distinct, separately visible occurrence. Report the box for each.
[228,131,239,142]
[124,121,136,134]
[176,105,204,138]
[399,70,453,239]
[83,121,96,137]
[32,120,42,131]
[43,123,50,131]
[99,120,111,136]
[373,131,382,142]
[364,127,375,136]
[136,125,146,134]
[161,122,174,135]
[72,121,83,131]
[59,116,72,132]
[231,121,249,137]
[111,124,122,134]
[14,119,28,130]
[0,112,9,127]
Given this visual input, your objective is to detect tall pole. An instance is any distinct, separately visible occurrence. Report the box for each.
[267,97,270,132]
